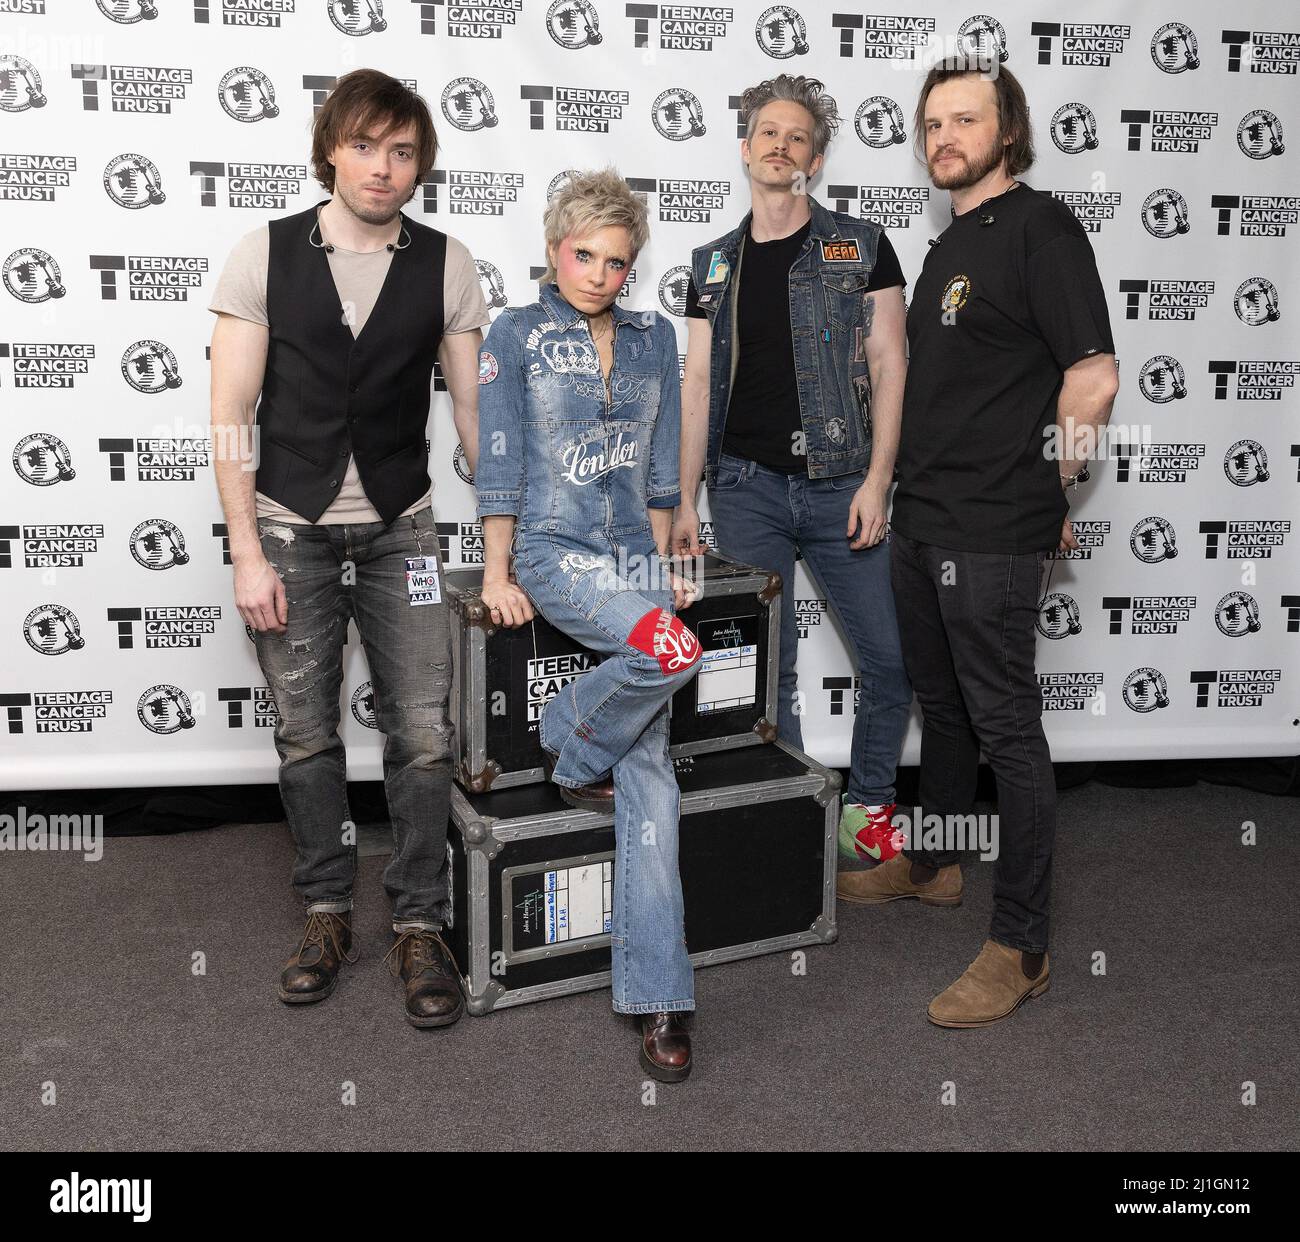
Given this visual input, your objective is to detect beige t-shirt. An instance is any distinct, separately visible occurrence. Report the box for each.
[209,221,490,525]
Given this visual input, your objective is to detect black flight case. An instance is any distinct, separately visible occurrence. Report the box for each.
[446,551,781,793]
[446,740,839,1014]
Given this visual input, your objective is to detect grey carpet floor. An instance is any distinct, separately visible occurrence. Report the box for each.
[2,781,1296,1151]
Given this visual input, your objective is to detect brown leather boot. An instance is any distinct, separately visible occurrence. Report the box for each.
[541,746,614,814]
[384,928,464,1028]
[278,911,357,1004]
[836,851,963,906]
[927,940,1050,1028]
[639,1012,692,1082]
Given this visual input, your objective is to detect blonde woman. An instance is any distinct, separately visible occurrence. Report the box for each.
[475,170,700,1081]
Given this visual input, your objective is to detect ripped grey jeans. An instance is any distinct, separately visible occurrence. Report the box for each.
[253,505,454,931]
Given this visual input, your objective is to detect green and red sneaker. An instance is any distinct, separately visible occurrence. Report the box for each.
[837,798,903,869]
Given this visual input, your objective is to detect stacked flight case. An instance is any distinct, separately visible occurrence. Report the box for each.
[445,551,782,792]
[443,551,839,1014]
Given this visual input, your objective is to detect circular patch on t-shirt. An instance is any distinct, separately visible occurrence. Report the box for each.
[478,351,498,384]
[940,274,971,313]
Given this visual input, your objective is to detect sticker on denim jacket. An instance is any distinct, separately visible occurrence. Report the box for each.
[405,556,441,605]
[705,250,730,284]
[478,351,498,384]
[820,239,861,262]
[851,375,873,429]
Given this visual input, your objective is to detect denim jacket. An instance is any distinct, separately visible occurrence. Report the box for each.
[475,282,681,541]
[690,196,884,483]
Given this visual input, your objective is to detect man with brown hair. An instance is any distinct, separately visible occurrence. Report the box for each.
[840,59,1118,1027]
[208,69,489,1027]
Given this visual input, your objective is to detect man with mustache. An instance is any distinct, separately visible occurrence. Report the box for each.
[674,75,912,871]
[841,59,1118,1028]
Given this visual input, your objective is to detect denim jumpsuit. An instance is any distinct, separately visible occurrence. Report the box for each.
[476,282,698,1014]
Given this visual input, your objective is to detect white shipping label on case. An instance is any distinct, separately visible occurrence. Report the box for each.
[695,613,760,714]
[544,861,613,944]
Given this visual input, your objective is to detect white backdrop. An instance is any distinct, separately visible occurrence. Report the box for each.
[1,0,1295,789]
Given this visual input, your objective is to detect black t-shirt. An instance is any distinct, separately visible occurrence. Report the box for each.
[893,183,1114,554]
[687,222,905,473]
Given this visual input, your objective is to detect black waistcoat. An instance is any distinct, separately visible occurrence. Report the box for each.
[257,201,446,524]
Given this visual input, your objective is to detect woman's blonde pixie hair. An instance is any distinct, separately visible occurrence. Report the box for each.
[540,168,650,286]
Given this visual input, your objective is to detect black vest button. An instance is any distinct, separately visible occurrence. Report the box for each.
[329,479,339,487]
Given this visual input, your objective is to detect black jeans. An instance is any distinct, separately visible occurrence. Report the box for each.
[253,506,454,931]
[889,532,1056,953]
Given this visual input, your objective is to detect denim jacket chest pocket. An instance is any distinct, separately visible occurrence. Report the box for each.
[821,266,872,332]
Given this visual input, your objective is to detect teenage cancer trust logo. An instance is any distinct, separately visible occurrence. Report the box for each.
[137,684,196,733]
[1234,277,1280,325]
[1141,188,1190,237]
[755,6,809,58]
[121,340,182,393]
[957,14,1008,63]
[854,96,906,148]
[328,0,387,36]
[1150,22,1199,72]
[24,604,86,655]
[652,88,705,140]
[1130,515,1178,563]
[1138,354,1187,403]
[103,153,165,208]
[1216,591,1262,636]
[547,0,603,48]
[1123,667,1170,713]
[0,56,47,111]
[13,433,76,485]
[218,68,279,122]
[130,519,189,570]
[4,248,66,302]
[1036,592,1082,639]
[441,78,498,131]
[1050,102,1099,153]
[97,0,159,22]
[1224,439,1269,485]
[1238,109,1285,158]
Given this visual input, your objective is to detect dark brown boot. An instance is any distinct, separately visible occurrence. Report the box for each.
[639,1012,692,1082]
[278,911,357,1004]
[541,747,614,814]
[384,929,464,1028]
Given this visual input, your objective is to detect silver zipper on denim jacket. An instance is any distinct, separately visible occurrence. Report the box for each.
[588,315,619,531]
